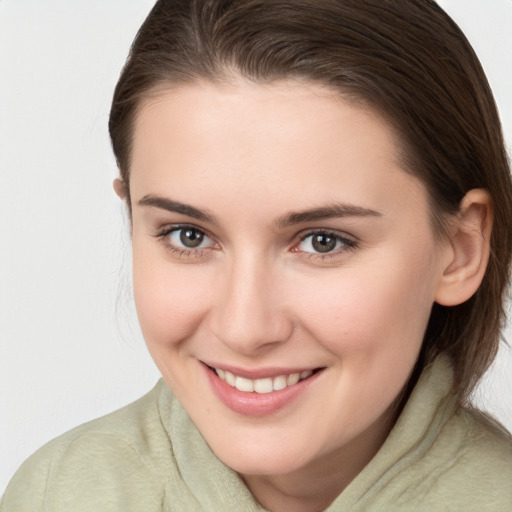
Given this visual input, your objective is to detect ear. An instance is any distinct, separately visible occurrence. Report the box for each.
[435,189,493,306]
[113,178,128,199]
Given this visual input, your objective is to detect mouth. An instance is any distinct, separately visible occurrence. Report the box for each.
[207,365,323,394]
[203,363,325,416]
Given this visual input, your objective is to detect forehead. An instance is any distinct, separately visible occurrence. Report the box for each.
[129,79,428,221]
[132,78,395,161]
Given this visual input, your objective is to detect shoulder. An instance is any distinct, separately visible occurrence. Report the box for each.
[1,380,173,511]
[440,407,512,487]
[360,356,512,511]
[398,406,512,510]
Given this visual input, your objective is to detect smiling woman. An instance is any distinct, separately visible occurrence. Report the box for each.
[128,82,453,489]
[2,1,512,511]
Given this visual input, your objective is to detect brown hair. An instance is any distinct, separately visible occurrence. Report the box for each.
[109,0,512,402]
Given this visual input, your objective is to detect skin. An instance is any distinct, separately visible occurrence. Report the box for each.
[121,78,490,512]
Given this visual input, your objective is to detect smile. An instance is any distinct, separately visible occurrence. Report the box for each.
[214,368,314,394]
[204,363,324,416]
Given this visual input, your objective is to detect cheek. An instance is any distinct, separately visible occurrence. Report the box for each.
[132,244,213,348]
[293,250,437,359]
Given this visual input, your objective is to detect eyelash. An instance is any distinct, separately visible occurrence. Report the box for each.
[154,225,358,261]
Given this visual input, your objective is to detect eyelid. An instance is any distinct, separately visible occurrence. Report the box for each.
[155,222,214,240]
[297,228,357,244]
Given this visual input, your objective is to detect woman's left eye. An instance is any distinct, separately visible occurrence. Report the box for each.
[295,231,356,255]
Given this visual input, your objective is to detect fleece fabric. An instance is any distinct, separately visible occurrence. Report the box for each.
[2,356,512,511]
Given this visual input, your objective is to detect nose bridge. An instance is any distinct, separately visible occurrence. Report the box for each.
[211,250,292,353]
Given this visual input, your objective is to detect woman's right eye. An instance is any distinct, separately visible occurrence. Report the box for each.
[170,227,209,248]
[156,225,217,255]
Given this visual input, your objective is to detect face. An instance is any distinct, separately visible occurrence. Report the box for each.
[128,79,448,479]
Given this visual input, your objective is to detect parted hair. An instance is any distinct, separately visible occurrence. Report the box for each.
[109,0,512,403]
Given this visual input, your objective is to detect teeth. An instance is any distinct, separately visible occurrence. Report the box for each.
[254,378,273,394]
[225,371,236,387]
[287,373,300,386]
[235,376,254,392]
[215,368,315,393]
[273,375,287,391]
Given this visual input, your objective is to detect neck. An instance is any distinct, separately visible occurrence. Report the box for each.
[243,466,354,512]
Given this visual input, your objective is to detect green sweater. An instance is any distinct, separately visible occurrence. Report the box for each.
[2,356,512,511]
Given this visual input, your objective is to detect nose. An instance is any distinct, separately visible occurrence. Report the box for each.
[209,253,294,355]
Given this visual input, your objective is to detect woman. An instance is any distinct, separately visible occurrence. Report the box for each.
[2,0,512,510]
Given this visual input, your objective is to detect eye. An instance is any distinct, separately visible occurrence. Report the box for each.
[156,224,217,255]
[169,227,211,249]
[296,231,356,255]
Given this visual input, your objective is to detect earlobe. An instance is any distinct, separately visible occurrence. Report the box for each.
[435,189,493,307]
[113,178,128,199]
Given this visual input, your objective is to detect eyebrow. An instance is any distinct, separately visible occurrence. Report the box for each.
[138,195,217,224]
[138,194,382,227]
[275,203,382,228]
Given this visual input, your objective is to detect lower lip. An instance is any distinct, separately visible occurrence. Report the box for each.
[204,364,323,417]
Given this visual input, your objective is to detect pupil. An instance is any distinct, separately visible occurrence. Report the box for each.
[312,234,336,253]
[180,228,204,248]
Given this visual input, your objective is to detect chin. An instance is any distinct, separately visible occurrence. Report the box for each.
[209,435,317,477]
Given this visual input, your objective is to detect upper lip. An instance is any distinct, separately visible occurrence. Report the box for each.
[202,361,322,380]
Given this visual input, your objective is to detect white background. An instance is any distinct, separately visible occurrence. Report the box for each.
[1,0,511,494]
